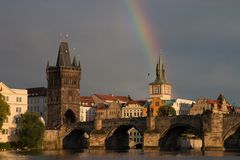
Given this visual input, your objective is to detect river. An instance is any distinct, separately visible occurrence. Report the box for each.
[1,149,240,160]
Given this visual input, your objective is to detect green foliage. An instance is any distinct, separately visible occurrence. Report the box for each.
[0,142,19,150]
[0,94,10,129]
[0,142,11,150]
[158,105,176,116]
[18,112,45,149]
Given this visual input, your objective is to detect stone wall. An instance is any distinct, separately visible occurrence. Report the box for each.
[42,130,62,150]
[203,113,224,151]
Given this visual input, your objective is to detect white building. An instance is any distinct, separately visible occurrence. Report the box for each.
[79,96,95,122]
[27,87,47,121]
[121,100,145,118]
[128,127,143,148]
[121,100,146,148]
[0,82,28,143]
[166,98,195,115]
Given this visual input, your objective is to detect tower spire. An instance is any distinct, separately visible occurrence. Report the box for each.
[56,42,71,67]
[154,54,166,84]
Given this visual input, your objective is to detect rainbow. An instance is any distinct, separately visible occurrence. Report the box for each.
[125,0,161,71]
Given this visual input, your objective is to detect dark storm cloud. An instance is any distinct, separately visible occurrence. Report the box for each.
[0,0,240,104]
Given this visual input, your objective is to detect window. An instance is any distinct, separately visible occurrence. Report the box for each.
[4,96,9,101]
[16,107,21,113]
[16,97,22,102]
[153,86,160,94]
[2,129,8,135]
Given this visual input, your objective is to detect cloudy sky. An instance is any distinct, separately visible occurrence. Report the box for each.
[1,0,240,104]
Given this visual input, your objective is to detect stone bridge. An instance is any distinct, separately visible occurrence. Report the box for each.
[43,113,240,151]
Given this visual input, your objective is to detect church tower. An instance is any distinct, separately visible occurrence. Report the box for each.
[149,55,172,100]
[46,42,81,129]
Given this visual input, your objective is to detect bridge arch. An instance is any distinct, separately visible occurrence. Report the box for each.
[159,123,202,150]
[105,124,143,150]
[63,129,89,149]
[64,109,76,124]
[223,122,240,151]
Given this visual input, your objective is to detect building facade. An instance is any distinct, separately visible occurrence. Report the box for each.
[27,87,47,121]
[128,127,143,148]
[0,82,28,142]
[122,100,146,118]
[149,55,172,100]
[46,41,81,129]
[166,98,195,115]
[95,101,122,120]
[190,94,234,115]
[79,96,95,122]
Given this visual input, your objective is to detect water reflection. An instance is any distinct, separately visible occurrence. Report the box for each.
[0,149,240,160]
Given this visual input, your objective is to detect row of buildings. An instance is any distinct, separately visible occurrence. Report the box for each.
[0,81,193,144]
[0,41,237,145]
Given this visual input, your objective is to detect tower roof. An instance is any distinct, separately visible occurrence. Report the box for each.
[150,55,167,84]
[56,42,72,67]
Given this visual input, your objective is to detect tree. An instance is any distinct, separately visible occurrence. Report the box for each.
[158,105,176,116]
[0,94,10,129]
[18,112,45,149]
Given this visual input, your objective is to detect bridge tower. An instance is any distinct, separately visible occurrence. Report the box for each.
[46,41,81,129]
[149,55,172,100]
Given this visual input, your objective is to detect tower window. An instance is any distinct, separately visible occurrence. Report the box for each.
[153,86,160,94]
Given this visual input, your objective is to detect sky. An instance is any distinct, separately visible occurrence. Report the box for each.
[0,0,240,104]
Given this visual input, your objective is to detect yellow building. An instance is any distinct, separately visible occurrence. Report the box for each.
[0,82,28,143]
[143,97,165,117]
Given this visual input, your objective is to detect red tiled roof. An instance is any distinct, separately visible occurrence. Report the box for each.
[96,103,108,109]
[236,108,240,113]
[127,100,147,106]
[80,96,94,107]
[206,99,233,111]
[94,94,129,102]
[80,96,93,102]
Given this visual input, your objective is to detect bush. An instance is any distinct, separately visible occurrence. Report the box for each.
[0,142,11,150]
[158,105,176,116]
[0,94,10,129]
[17,112,45,149]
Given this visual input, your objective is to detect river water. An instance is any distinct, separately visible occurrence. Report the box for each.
[1,149,240,160]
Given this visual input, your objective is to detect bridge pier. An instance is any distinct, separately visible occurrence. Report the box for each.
[202,113,225,151]
[42,129,63,150]
[143,116,160,150]
[89,118,106,150]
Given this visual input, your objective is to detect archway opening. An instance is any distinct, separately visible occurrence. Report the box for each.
[159,125,202,151]
[63,129,89,150]
[64,109,76,124]
[224,127,240,151]
[105,125,142,150]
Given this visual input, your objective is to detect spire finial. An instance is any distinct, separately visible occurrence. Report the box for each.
[153,53,167,84]
[72,56,77,66]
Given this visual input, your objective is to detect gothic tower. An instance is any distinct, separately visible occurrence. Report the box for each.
[149,55,172,100]
[46,42,81,129]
